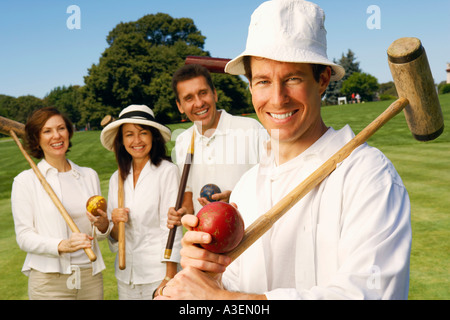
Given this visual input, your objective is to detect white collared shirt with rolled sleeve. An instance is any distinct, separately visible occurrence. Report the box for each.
[173,109,268,215]
[225,125,412,300]
[11,159,108,276]
[107,159,181,285]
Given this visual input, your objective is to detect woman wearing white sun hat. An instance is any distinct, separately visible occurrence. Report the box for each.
[157,0,411,300]
[101,104,181,299]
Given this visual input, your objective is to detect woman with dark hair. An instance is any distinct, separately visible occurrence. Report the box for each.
[100,104,181,300]
[11,107,110,300]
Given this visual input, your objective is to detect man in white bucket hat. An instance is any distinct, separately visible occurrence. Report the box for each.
[158,0,411,300]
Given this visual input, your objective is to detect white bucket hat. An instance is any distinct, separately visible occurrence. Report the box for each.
[225,0,345,81]
[100,104,171,151]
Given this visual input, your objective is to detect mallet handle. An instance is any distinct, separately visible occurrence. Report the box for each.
[224,97,409,263]
[9,129,97,262]
[118,173,126,270]
[185,56,231,73]
[164,130,196,259]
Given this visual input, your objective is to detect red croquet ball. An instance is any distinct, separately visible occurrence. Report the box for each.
[194,201,244,253]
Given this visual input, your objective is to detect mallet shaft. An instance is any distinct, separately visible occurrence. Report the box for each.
[164,130,196,259]
[118,173,126,270]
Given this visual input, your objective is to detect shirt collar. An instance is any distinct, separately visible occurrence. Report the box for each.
[37,158,83,180]
[193,109,230,140]
[130,159,155,175]
[214,109,231,135]
[302,125,355,163]
[261,125,356,174]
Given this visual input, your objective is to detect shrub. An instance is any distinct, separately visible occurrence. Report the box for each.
[379,94,397,101]
[440,84,450,94]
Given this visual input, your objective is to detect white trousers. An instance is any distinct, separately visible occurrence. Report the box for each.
[117,279,161,300]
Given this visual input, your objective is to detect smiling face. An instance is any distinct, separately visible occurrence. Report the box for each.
[175,76,220,135]
[249,57,331,157]
[121,123,152,162]
[39,115,70,161]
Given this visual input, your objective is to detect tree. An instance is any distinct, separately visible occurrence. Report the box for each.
[0,95,21,137]
[84,13,252,125]
[378,81,398,100]
[339,49,361,80]
[44,85,84,129]
[106,15,206,49]
[438,81,450,94]
[440,83,450,94]
[0,94,17,119]
[211,73,251,114]
[325,49,362,104]
[11,95,46,124]
[379,81,397,97]
[341,72,379,102]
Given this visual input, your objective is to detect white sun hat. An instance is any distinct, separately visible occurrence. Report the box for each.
[225,0,345,81]
[100,104,171,151]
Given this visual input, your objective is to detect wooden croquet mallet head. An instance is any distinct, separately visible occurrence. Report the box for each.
[0,116,25,140]
[185,56,231,74]
[387,37,444,141]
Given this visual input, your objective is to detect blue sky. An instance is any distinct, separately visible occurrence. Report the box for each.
[0,0,449,98]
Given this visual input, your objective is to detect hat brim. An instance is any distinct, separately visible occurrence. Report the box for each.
[100,118,171,152]
[225,46,345,82]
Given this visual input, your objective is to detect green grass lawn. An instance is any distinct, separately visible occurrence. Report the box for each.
[0,95,449,300]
